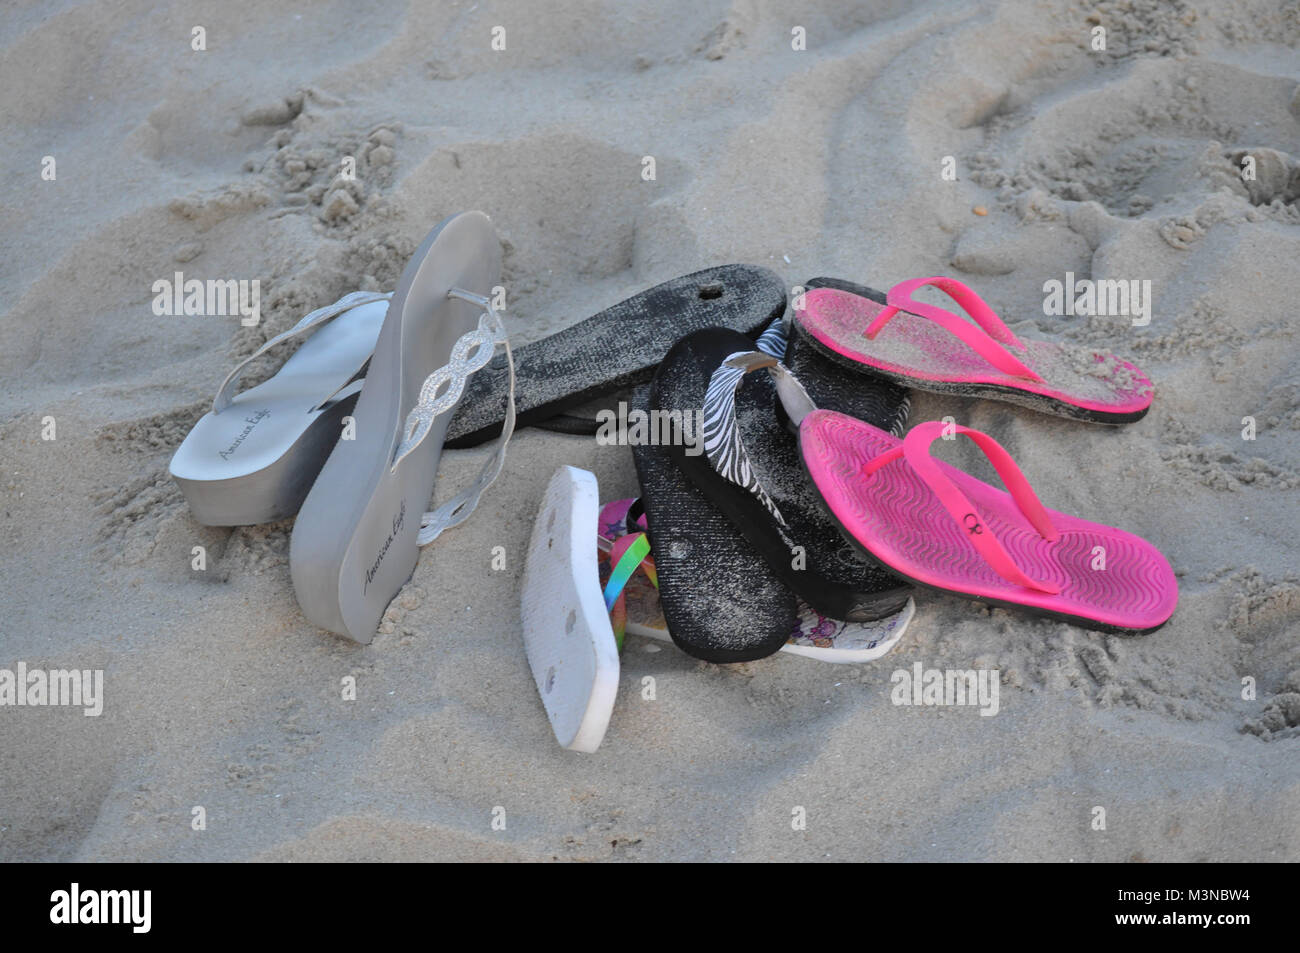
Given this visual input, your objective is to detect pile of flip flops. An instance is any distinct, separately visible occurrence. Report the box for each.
[168,212,1177,754]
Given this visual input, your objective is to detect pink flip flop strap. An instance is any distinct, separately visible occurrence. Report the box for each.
[863,421,1061,594]
[866,277,1043,382]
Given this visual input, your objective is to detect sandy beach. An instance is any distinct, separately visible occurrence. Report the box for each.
[1,0,1298,862]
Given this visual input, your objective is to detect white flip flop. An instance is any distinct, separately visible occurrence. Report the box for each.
[169,291,390,525]
[520,468,916,754]
[520,466,620,753]
[290,211,515,643]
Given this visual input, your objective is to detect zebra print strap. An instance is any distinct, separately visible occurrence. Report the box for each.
[701,350,816,528]
[754,316,788,359]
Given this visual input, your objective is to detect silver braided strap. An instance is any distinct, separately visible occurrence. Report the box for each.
[212,290,392,414]
[702,350,817,529]
[385,291,515,546]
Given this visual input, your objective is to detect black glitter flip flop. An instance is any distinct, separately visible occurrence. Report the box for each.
[444,264,786,448]
[630,319,912,663]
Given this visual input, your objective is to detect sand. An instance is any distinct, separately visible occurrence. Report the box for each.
[1,0,1297,862]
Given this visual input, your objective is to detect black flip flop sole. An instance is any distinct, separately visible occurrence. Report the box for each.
[630,400,798,663]
[445,264,787,448]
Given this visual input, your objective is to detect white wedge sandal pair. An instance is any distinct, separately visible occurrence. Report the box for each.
[169,211,514,643]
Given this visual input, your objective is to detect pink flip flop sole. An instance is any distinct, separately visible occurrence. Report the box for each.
[796,280,1154,423]
[799,410,1177,633]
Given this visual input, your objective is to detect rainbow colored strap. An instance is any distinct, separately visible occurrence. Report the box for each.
[602,533,658,650]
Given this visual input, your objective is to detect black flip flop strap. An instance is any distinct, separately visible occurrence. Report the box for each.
[624,498,647,535]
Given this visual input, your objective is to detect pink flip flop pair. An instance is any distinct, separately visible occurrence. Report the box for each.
[773,277,1175,632]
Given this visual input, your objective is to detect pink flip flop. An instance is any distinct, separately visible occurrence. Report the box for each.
[794,277,1154,424]
[799,414,1178,633]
